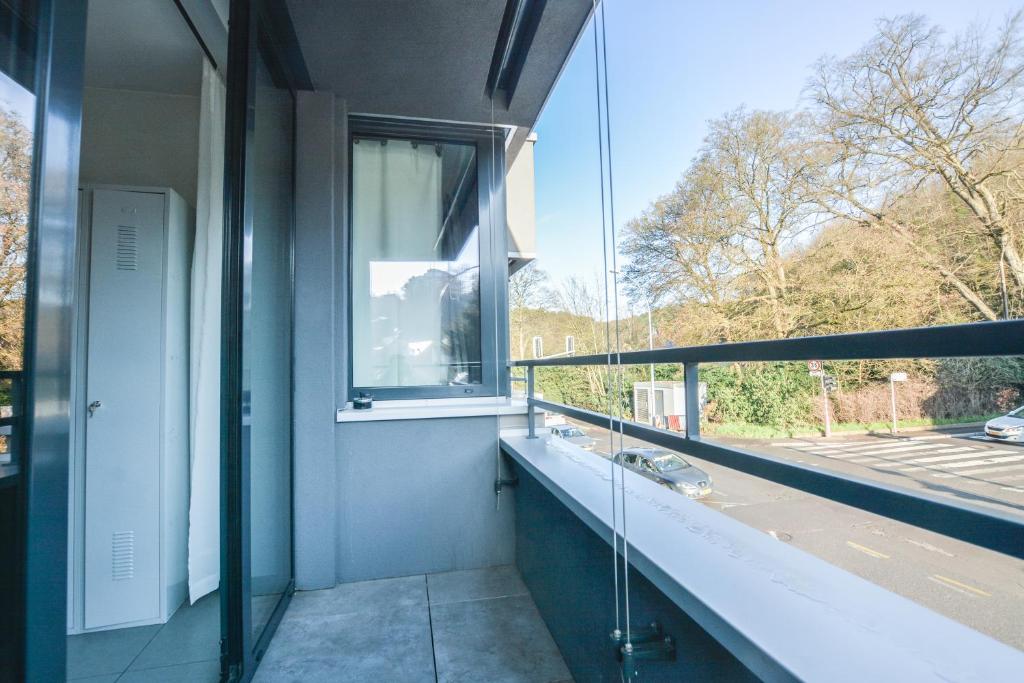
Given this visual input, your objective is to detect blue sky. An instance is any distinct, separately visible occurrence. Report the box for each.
[532,0,1023,305]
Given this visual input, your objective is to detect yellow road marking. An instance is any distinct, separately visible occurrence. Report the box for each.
[931,575,991,597]
[845,541,890,559]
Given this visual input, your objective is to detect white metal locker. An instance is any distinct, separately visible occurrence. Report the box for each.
[71,186,191,632]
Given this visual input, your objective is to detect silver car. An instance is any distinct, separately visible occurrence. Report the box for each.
[550,424,597,451]
[985,406,1024,443]
[617,447,713,499]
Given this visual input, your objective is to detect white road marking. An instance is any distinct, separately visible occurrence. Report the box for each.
[847,447,969,465]
[812,444,954,458]
[900,448,998,464]
[802,442,918,454]
[819,451,884,460]
[933,454,1024,470]
[904,538,954,557]
[853,443,968,456]
[872,448,977,467]
[892,451,1014,472]
[935,462,1024,478]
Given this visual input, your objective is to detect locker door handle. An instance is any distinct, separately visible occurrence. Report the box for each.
[88,400,102,417]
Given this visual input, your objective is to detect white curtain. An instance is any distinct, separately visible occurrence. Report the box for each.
[188,59,225,604]
[351,139,444,387]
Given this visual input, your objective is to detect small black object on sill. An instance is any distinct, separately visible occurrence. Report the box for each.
[353,392,373,410]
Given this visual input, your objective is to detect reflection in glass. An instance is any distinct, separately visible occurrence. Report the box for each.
[247,49,294,642]
[0,63,35,467]
[351,137,482,388]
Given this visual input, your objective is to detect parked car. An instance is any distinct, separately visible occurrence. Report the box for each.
[616,447,713,499]
[985,406,1024,443]
[549,424,597,451]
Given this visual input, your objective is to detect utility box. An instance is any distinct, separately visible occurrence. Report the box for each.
[633,381,706,430]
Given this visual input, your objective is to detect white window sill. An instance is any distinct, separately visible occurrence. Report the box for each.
[336,397,528,423]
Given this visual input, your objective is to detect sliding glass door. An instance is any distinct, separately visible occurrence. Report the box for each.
[246,41,295,648]
[222,1,298,679]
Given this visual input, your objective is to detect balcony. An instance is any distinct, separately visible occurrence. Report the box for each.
[9,2,1024,681]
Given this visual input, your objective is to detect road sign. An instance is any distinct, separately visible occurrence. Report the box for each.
[890,372,908,382]
[808,360,823,377]
[823,375,838,392]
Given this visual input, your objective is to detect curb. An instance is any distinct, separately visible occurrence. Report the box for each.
[790,421,987,439]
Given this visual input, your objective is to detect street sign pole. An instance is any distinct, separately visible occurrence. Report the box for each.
[888,372,907,434]
[890,377,897,434]
[648,306,656,426]
[821,373,832,438]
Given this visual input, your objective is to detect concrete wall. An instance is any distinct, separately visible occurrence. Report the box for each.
[293,93,515,589]
[336,417,514,582]
[293,91,339,590]
[513,465,757,682]
[506,134,536,267]
[80,87,200,207]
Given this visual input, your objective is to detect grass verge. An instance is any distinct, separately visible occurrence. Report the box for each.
[704,414,1000,439]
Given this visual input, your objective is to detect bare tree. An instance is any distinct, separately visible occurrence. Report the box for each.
[807,12,1024,317]
[508,262,554,359]
[623,109,821,338]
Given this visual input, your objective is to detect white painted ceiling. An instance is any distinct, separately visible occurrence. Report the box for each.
[84,0,204,96]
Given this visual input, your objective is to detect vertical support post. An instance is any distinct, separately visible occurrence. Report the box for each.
[820,374,832,438]
[683,362,700,441]
[890,378,898,435]
[527,365,537,439]
[648,306,656,427]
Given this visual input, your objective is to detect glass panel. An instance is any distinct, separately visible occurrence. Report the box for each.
[351,136,482,388]
[0,1,36,472]
[248,46,294,642]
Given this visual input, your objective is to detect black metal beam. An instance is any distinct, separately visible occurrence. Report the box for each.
[486,0,548,108]
[512,319,1024,367]
[530,397,1024,561]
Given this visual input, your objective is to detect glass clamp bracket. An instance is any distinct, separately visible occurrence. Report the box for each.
[611,622,676,678]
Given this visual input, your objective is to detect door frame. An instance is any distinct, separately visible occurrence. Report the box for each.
[14,1,86,681]
[221,1,311,680]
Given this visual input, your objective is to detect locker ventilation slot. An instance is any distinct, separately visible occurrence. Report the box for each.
[116,226,139,271]
[112,531,135,580]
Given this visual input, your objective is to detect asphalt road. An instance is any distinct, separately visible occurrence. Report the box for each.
[555,419,1024,651]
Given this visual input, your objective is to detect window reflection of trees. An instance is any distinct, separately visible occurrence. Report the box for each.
[0,106,30,373]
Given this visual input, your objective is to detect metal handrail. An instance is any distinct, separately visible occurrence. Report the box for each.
[510,319,1024,367]
[509,319,1024,560]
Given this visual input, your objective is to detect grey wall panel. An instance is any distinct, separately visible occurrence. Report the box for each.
[293,90,338,590]
[513,465,757,682]
[336,417,513,582]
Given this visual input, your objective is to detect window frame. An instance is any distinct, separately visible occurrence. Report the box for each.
[346,115,508,401]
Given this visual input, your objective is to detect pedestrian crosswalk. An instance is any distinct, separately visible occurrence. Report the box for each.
[770,435,1024,492]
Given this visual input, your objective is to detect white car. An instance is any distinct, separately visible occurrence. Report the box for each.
[985,406,1024,443]
[550,424,596,451]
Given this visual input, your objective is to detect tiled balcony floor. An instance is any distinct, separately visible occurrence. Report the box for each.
[66,590,220,682]
[254,565,573,683]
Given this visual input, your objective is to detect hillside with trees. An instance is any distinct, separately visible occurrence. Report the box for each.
[515,13,1024,435]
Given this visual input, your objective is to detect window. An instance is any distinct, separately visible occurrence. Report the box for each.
[349,118,505,399]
